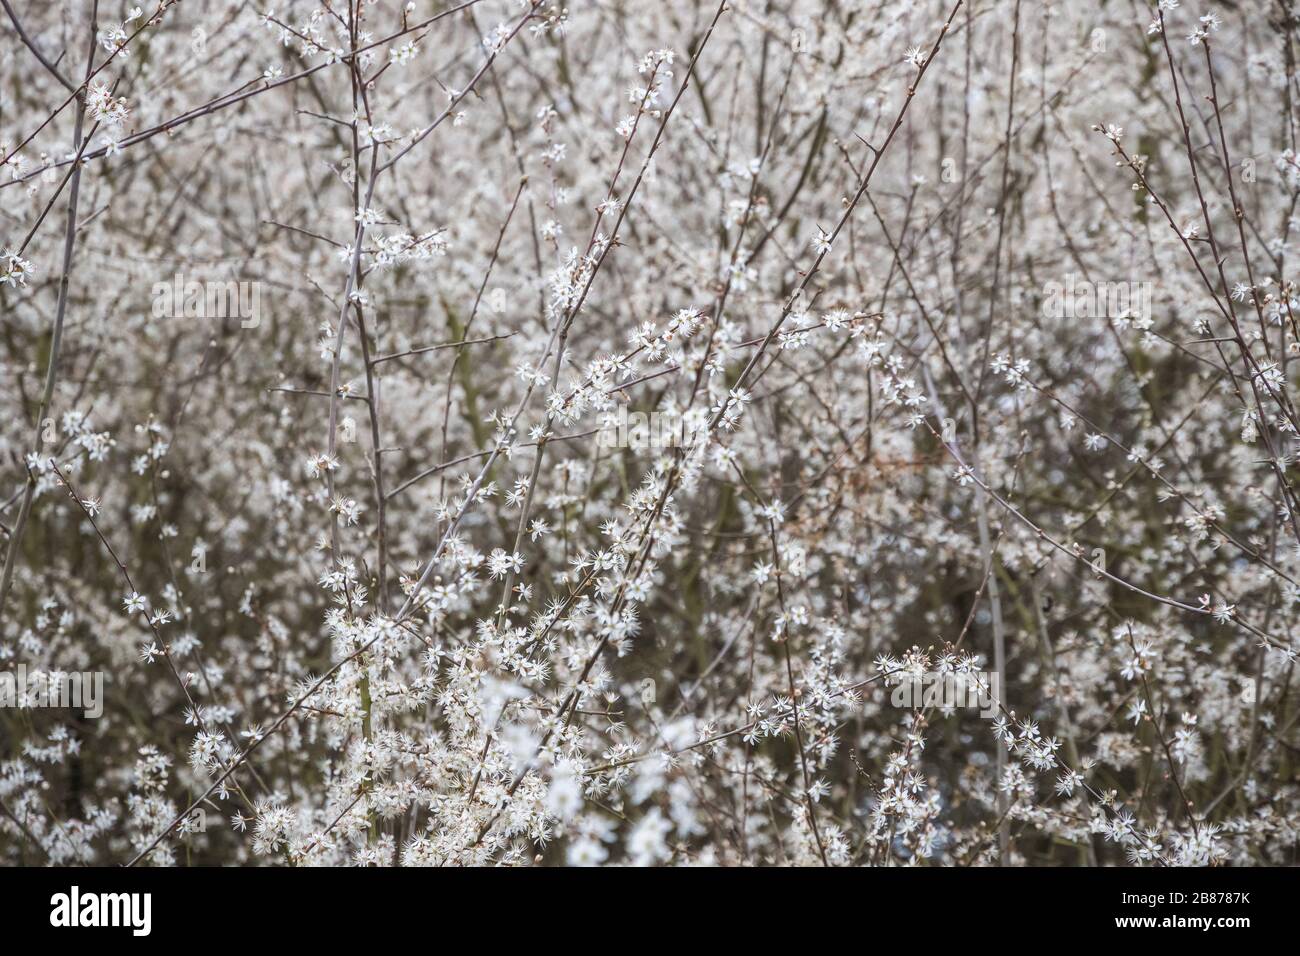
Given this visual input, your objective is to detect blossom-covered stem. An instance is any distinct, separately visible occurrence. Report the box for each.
[767,517,831,866]
[924,414,1292,652]
[972,0,1020,412]
[0,797,49,864]
[495,10,965,846]
[1201,41,1275,357]
[721,0,965,416]
[0,0,175,169]
[1124,625,1200,837]
[493,57,681,623]
[0,4,98,621]
[0,0,485,181]
[1108,133,1300,547]
[923,366,1010,861]
[48,462,259,817]
[354,305,389,615]
[1150,12,1300,478]
[1016,373,1298,584]
[435,181,528,491]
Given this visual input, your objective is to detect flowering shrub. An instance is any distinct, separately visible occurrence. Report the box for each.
[0,0,1297,867]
